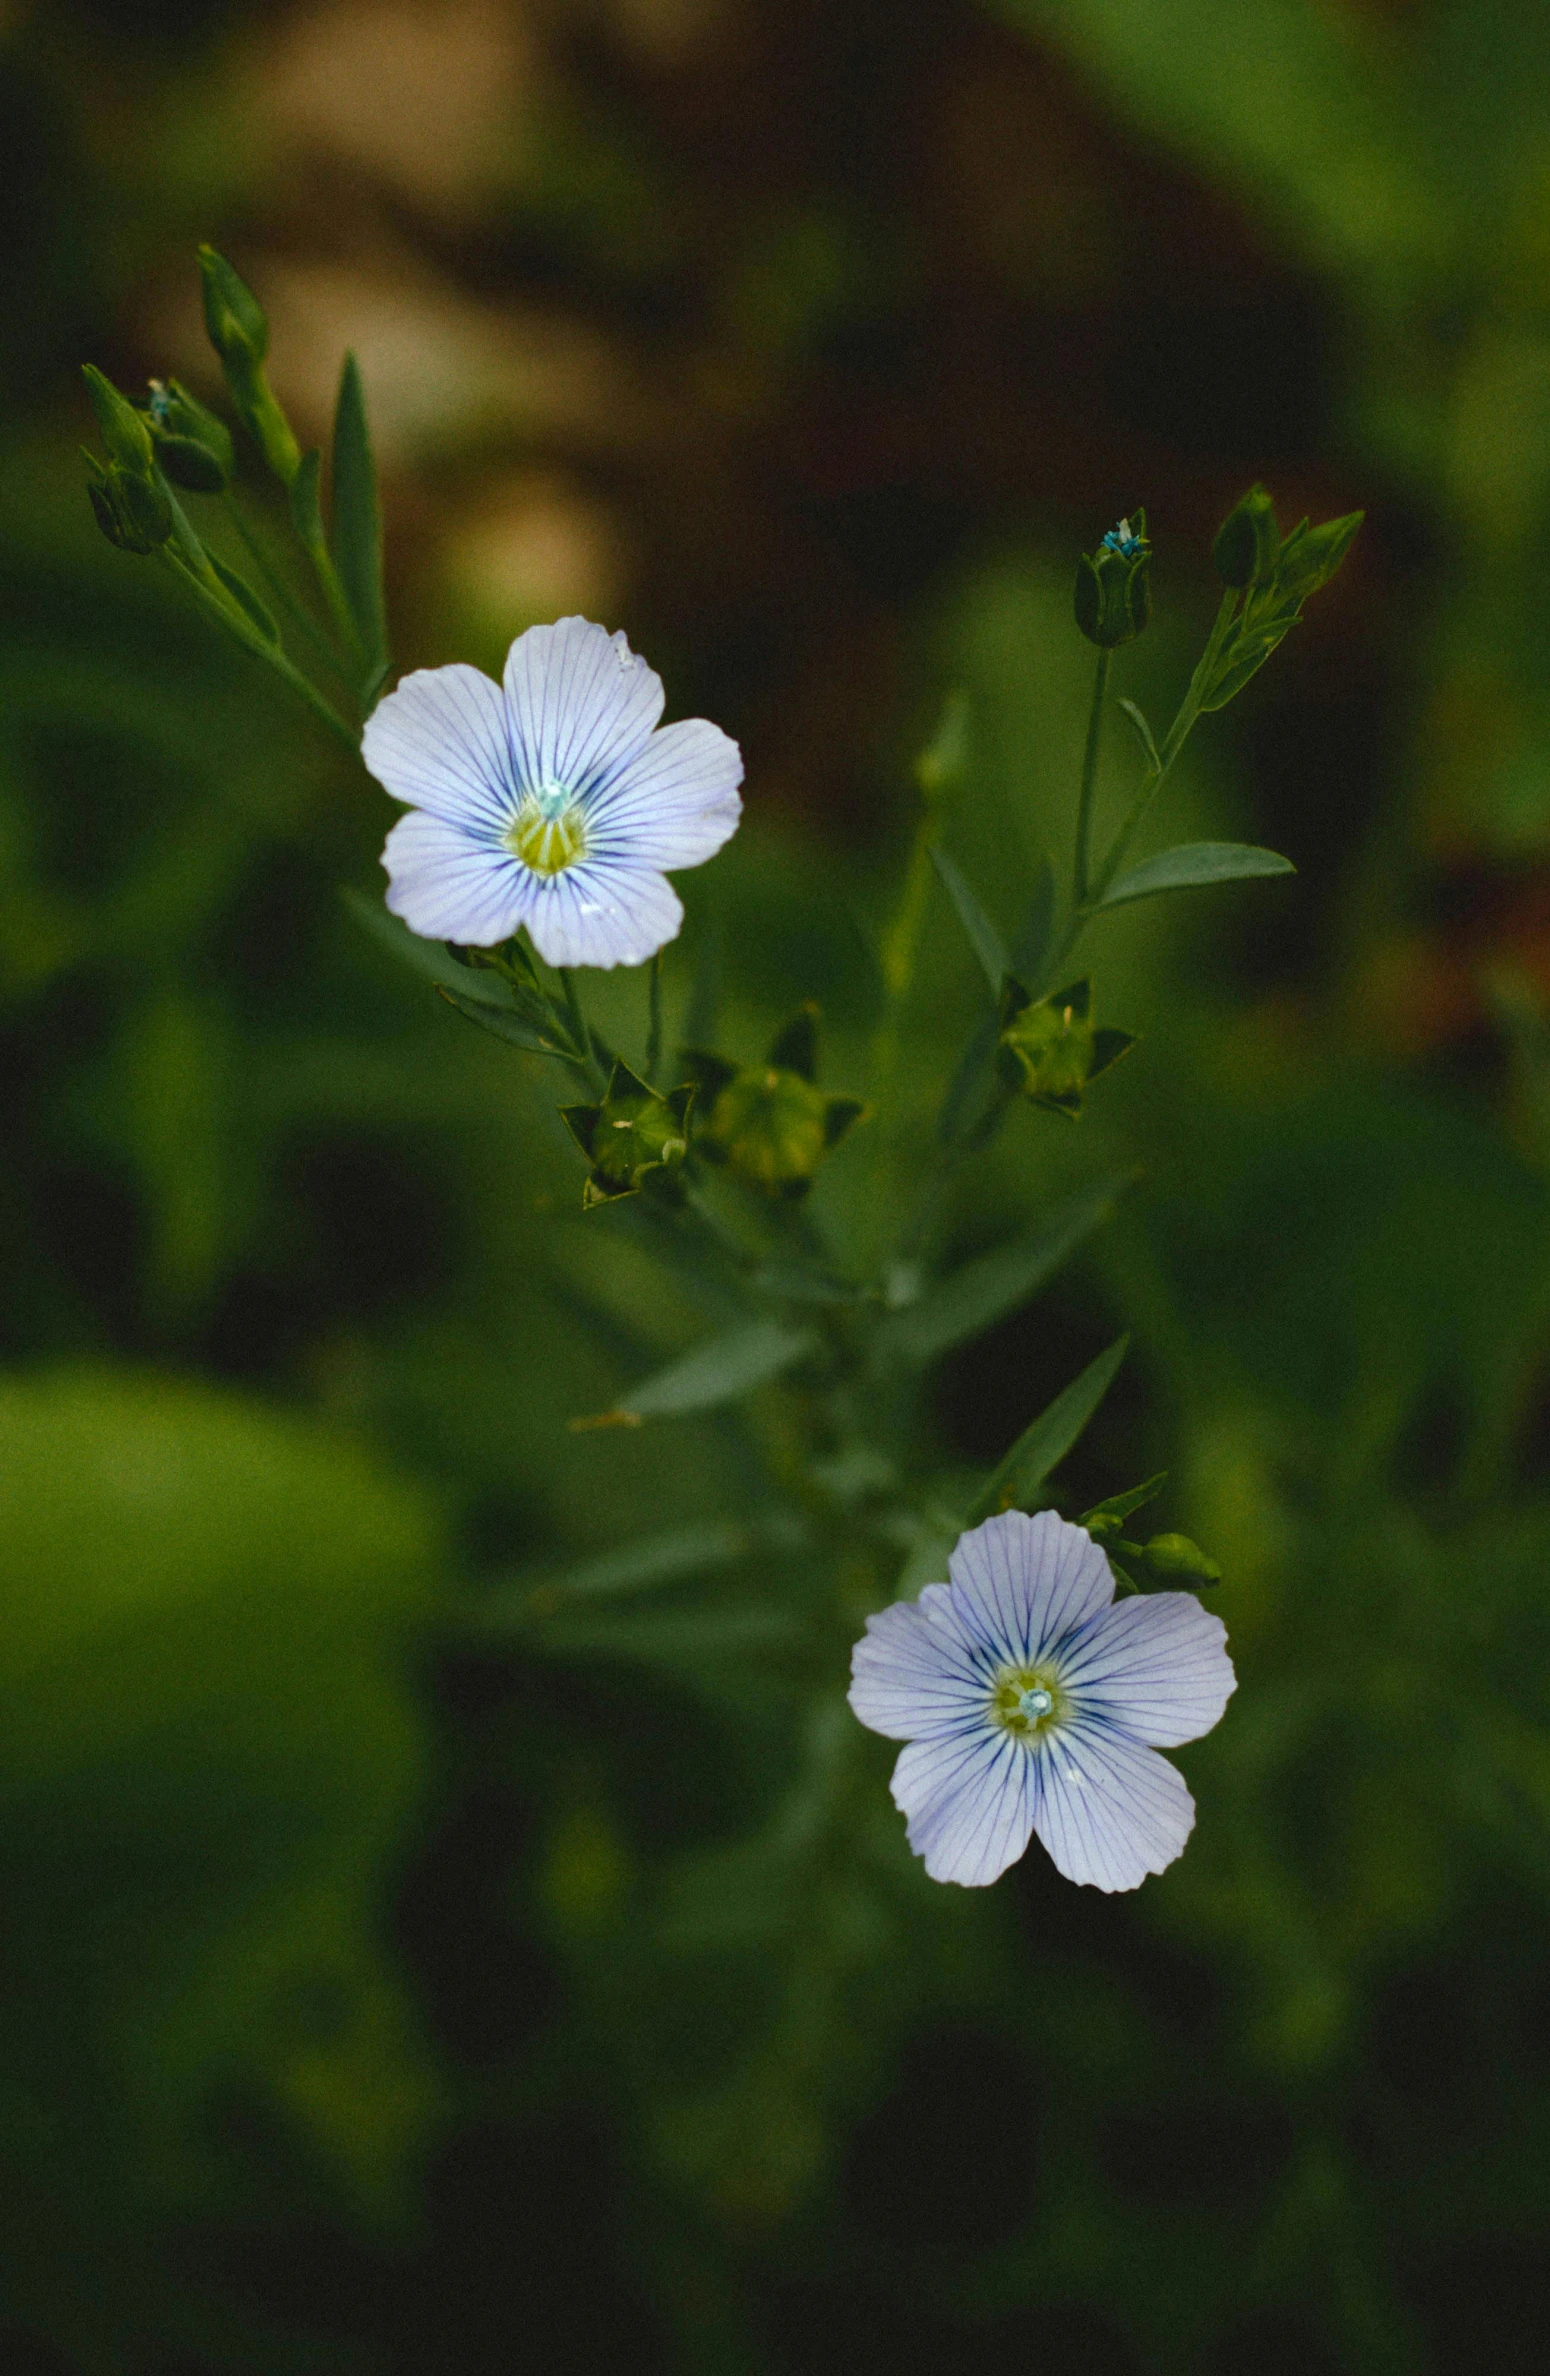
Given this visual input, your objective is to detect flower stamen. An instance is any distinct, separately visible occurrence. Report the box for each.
[507,782,587,877]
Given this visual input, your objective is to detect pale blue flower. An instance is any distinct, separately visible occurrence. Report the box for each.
[848,1508,1234,1891]
[362,616,743,969]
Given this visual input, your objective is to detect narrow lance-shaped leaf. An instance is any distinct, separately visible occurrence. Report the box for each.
[331,352,388,695]
[472,1518,755,1629]
[1009,853,1057,988]
[580,1317,819,1425]
[871,1176,1125,1369]
[439,988,576,1061]
[929,845,1007,993]
[1098,841,1295,911]
[206,552,279,646]
[967,1337,1130,1522]
[343,889,519,1009]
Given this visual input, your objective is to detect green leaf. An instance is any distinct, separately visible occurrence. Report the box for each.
[870,1177,1124,1369]
[968,1336,1130,1521]
[606,1318,819,1422]
[474,1518,755,1627]
[929,844,1007,992]
[439,987,576,1060]
[206,551,279,646]
[331,353,387,687]
[1117,696,1161,772]
[343,888,519,1008]
[1098,841,1295,909]
[0,1368,442,2355]
[1080,1469,1168,1530]
[1009,853,1057,985]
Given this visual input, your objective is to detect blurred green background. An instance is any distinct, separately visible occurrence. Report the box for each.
[4,1,1550,2369]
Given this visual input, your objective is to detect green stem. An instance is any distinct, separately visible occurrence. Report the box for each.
[157,550,362,755]
[223,495,352,684]
[558,967,608,1094]
[645,953,664,1085]
[1073,648,1111,910]
[303,533,368,669]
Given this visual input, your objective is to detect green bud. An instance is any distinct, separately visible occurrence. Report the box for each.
[145,378,234,493]
[998,977,1135,1118]
[1270,508,1363,604]
[81,365,155,475]
[83,453,173,554]
[197,244,269,369]
[560,1063,693,1208]
[1139,1532,1221,1588]
[1212,484,1279,588]
[692,1010,864,1197]
[1074,513,1151,648]
[196,248,300,485]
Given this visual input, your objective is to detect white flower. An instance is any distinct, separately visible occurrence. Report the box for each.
[362,617,743,968]
[848,1508,1235,1891]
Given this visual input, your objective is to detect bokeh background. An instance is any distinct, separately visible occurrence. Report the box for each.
[4,2,1550,2370]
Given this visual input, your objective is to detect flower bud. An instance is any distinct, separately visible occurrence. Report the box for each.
[145,378,234,493]
[1269,509,1363,604]
[1074,513,1152,648]
[81,365,155,476]
[561,1063,692,1207]
[197,245,270,370]
[1212,485,1280,588]
[1139,1532,1221,1588]
[691,1009,865,1197]
[196,247,301,485]
[998,977,1135,1118]
[83,453,173,554]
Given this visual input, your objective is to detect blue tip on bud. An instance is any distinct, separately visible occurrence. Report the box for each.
[1102,519,1145,561]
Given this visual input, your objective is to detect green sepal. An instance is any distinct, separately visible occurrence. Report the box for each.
[145,379,234,491]
[695,1049,865,1198]
[823,1095,866,1149]
[83,452,173,554]
[766,1002,819,1081]
[206,551,279,645]
[82,365,155,474]
[1074,514,1152,648]
[198,244,270,367]
[564,1061,694,1207]
[998,976,1132,1116]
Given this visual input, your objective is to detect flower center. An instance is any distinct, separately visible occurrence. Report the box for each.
[506,782,587,877]
[991,1668,1061,1739]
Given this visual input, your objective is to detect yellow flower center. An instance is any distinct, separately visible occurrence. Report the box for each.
[991,1668,1062,1739]
[506,783,587,877]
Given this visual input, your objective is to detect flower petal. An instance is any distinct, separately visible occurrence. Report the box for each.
[362,663,515,833]
[1057,1592,1236,1748]
[503,618,664,797]
[522,857,682,970]
[891,1726,1037,1887]
[381,808,535,945]
[1030,1720,1196,1892]
[849,1582,999,1743]
[946,1509,1113,1670]
[585,718,744,868]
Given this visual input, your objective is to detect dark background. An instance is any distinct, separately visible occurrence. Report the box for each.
[3,2,1550,2370]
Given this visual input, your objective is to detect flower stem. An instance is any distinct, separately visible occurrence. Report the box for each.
[1073,647,1111,911]
[156,548,362,754]
[558,967,608,1094]
[222,494,353,685]
[645,952,664,1085]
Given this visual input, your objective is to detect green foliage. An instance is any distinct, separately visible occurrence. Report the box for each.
[0,1367,442,2368]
